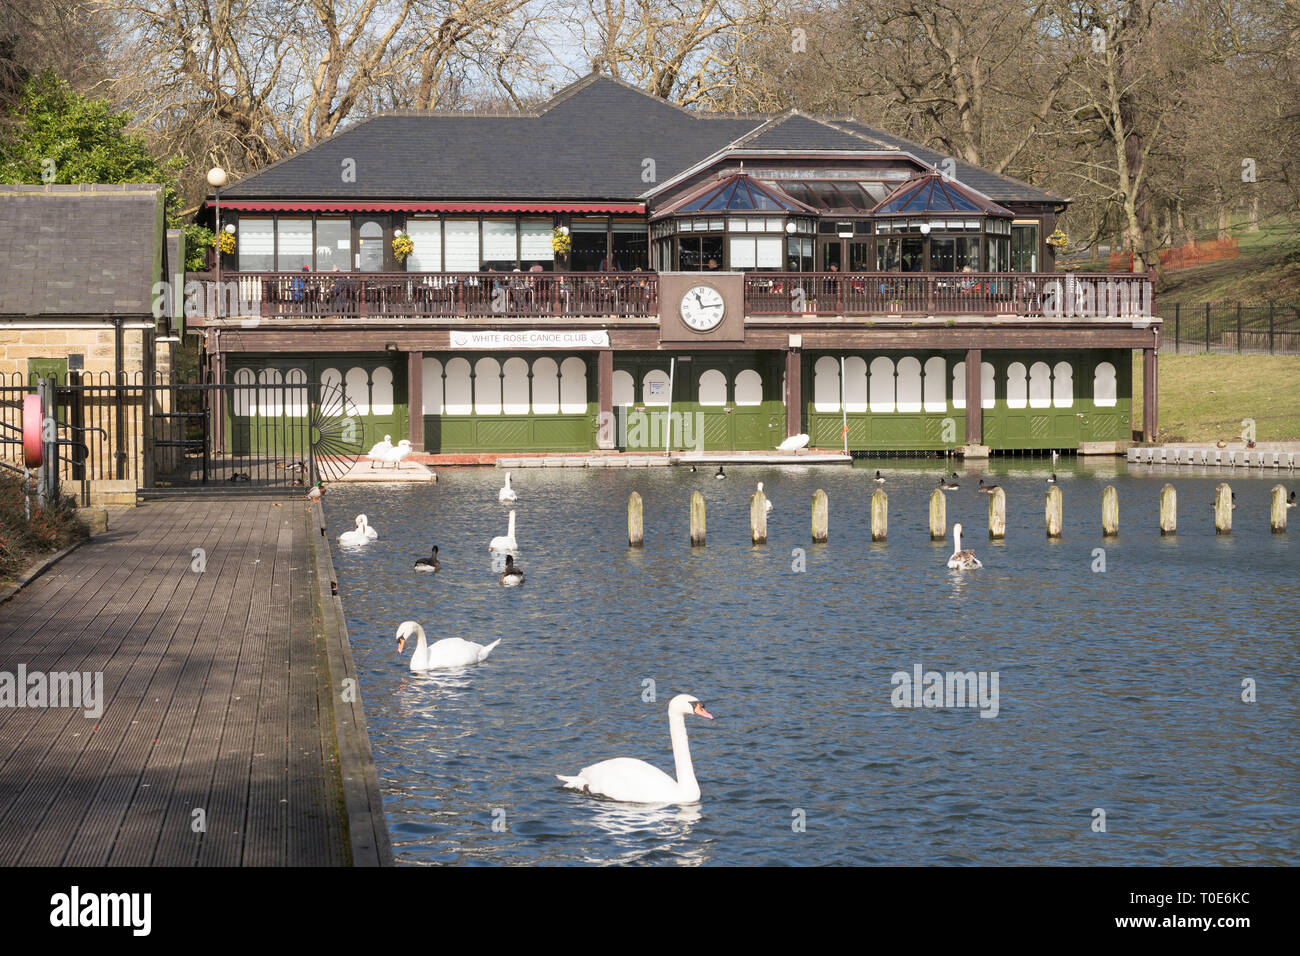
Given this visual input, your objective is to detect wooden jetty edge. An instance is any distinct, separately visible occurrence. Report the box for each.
[309,501,393,867]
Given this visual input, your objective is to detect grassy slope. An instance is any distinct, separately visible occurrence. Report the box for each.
[1132,353,1300,442]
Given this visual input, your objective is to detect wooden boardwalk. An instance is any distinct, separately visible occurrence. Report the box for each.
[0,498,388,866]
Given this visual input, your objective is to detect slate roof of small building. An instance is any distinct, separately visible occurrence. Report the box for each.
[220,74,1064,206]
[0,184,165,316]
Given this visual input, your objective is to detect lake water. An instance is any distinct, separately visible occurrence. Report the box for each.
[325,460,1299,866]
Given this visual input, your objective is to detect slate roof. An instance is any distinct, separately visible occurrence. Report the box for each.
[220,74,1064,206]
[0,184,165,316]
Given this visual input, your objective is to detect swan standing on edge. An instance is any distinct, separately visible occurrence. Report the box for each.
[367,435,394,462]
[557,694,714,804]
[396,621,500,670]
[498,472,518,503]
[388,439,413,469]
[489,510,518,552]
[414,546,440,572]
[947,522,983,569]
[757,481,773,513]
[338,515,373,546]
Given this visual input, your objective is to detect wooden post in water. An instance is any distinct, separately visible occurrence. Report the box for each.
[750,488,768,544]
[1214,482,1232,534]
[929,489,946,540]
[871,488,887,541]
[988,487,1006,539]
[1159,483,1177,535]
[811,488,828,543]
[1045,485,1063,537]
[628,492,643,547]
[1101,485,1119,537]
[1270,484,1287,533]
[690,491,706,546]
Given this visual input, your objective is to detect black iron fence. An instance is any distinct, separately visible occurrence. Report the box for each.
[1163,301,1300,354]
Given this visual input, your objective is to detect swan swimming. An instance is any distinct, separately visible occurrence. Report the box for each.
[396,621,500,671]
[557,694,713,804]
[498,472,518,503]
[338,514,373,546]
[498,554,525,587]
[356,513,378,539]
[947,522,982,569]
[489,510,518,553]
[414,546,440,572]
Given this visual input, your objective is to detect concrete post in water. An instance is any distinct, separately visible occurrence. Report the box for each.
[1159,483,1177,535]
[929,489,946,540]
[1270,484,1287,533]
[1214,482,1232,534]
[871,488,887,541]
[628,491,644,547]
[1045,485,1063,537]
[988,487,1006,539]
[1101,485,1119,537]
[811,488,828,543]
[750,488,768,544]
[690,491,706,547]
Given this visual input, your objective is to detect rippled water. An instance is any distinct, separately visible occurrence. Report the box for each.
[326,460,1300,866]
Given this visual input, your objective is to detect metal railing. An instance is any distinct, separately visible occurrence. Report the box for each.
[1163,301,1300,354]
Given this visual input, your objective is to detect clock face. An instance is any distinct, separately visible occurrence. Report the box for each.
[680,284,725,332]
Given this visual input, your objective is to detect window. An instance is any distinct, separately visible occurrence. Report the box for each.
[444,220,479,271]
[316,219,351,272]
[277,219,313,271]
[1093,362,1118,407]
[611,221,648,271]
[482,220,517,271]
[570,219,609,271]
[357,220,385,272]
[786,237,813,271]
[237,219,274,271]
[1011,222,1039,272]
[520,219,554,270]
[405,219,442,272]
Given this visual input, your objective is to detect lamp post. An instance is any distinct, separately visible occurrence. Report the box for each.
[207,166,228,288]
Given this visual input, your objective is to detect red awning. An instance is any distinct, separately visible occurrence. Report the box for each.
[209,200,645,214]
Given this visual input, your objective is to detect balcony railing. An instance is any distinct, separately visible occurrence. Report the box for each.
[206,270,1152,322]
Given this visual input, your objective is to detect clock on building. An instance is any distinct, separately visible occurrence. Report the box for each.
[679,284,725,332]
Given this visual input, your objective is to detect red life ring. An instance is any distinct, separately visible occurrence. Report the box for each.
[22,393,42,468]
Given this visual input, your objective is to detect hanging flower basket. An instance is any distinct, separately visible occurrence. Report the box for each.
[552,227,571,256]
[392,234,415,263]
[214,232,236,255]
[1046,228,1069,250]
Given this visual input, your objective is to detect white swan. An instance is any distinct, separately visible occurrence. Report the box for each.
[757,481,773,513]
[366,434,394,462]
[947,522,982,569]
[777,433,809,451]
[338,515,372,546]
[498,471,518,503]
[388,439,412,469]
[557,694,713,804]
[356,513,378,539]
[489,510,518,553]
[396,621,500,671]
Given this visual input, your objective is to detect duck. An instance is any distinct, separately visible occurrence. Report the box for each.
[873,470,885,484]
[689,464,697,473]
[305,480,325,501]
[367,434,394,462]
[939,475,960,491]
[756,481,773,513]
[396,621,499,671]
[1047,473,1058,484]
[388,439,413,469]
[977,478,999,494]
[489,510,518,553]
[1287,491,1296,510]
[498,472,518,503]
[1216,439,1227,449]
[556,694,714,804]
[414,546,440,572]
[356,513,378,539]
[338,515,372,546]
[714,466,726,480]
[947,522,983,570]
[228,472,250,482]
[499,554,525,587]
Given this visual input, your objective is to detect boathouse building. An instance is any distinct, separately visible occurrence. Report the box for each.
[198,74,1160,456]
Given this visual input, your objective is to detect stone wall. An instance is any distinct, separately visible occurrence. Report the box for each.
[0,326,150,378]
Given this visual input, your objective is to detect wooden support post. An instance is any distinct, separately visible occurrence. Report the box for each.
[1142,347,1159,442]
[750,488,768,544]
[597,350,614,450]
[964,348,982,445]
[1045,485,1063,537]
[1159,483,1177,535]
[811,488,828,543]
[1102,485,1119,537]
[690,491,706,547]
[406,350,424,452]
[988,486,1006,539]
[628,491,643,547]
[785,346,802,440]
[1270,484,1287,533]
[871,487,887,541]
[929,488,946,540]
[1214,482,1232,534]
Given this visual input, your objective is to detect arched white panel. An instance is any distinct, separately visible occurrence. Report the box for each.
[734,369,763,406]
[502,357,530,414]
[371,366,395,415]
[698,369,727,406]
[1052,361,1074,408]
[443,357,472,415]
[952,361,966,409]
[641,368,670,407]
[842,356,868,413]
[233,368,255,416]
[1093,361,1118,407]
[559,356,588,413]
[869,356,895,412]
[981,362,995,409]
[896,357,922,412]
[1007,362,1028,409]
[257,368,282,416]
[284,367,308,417]
[422,358,443,415]
[1029,361,1052,408]
[923,357,946,412]
[532,357,560,413]
[813,356,840,412]
[474,357,502,414]
[613,369,635,406]
[345,366,370,414]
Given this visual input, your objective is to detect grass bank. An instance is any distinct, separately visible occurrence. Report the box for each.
[1133,353,1300,442]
